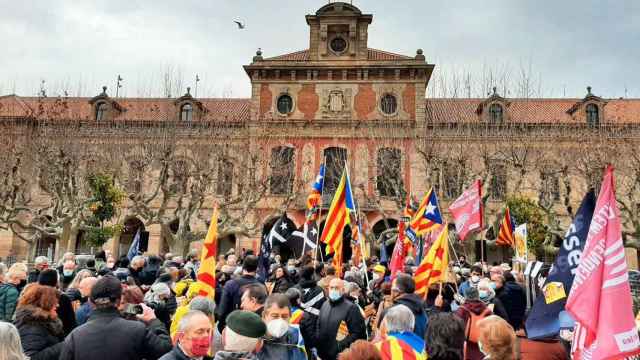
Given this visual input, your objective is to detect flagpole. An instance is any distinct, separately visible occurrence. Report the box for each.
[315,155,328,264]
[344,159,370,285]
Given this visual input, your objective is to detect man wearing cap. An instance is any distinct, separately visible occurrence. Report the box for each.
[216,310,267,360]
[59,275,172,360]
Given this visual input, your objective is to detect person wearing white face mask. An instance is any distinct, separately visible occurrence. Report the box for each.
[458,265,483,296]
[257,294,306,360]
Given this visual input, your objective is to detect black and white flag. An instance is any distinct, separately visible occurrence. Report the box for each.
[288,221,318,258]
[267,214,293,247]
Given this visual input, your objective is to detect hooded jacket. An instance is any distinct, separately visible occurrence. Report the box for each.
[14,305,65,360]
[455,300,492,360]
[380,293,428,339]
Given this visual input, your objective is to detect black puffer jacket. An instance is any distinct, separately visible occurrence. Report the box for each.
[59,307,172,360]
[216,274,260,331]
[14,305,65,360]
[380,293,428,338]
[308,296,366,360]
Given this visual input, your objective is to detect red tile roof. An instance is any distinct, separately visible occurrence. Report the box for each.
[425,98,640,124]
[262,48,413,61]
[0,95,252,122]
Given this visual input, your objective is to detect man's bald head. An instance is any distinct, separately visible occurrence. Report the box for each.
[79,277,98,297]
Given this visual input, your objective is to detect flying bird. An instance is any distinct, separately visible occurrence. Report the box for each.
[234,20,245,29]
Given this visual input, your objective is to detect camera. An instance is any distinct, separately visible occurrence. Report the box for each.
[123,303,143,317]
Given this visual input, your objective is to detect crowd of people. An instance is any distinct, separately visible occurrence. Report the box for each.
[0,249,572,360]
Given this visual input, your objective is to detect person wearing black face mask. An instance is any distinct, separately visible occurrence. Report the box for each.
[0,265,27,321]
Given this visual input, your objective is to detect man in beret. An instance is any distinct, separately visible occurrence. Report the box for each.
[216,310,267,360]
[59,275,172,360]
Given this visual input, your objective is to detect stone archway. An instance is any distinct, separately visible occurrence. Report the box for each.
[371,218,398,259]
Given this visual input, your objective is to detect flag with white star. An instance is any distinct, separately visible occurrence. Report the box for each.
[407,187,443,239]
[288,221,319,258]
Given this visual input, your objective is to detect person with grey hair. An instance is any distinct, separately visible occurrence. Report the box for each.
[379,304,425,355]
[0,262,7,283]
[128,255,146,286]
[145,282,173,331]
[0,322,29,360]
[28,256,50,283]
[160,310,214,360]
[0,264,27,321]
[189,296,216,319]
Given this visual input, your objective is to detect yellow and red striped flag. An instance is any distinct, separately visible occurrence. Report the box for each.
[196,206,218,298]
[321,170,354,277]
[374,337,426,360]
[496,207,516,247]
[414,224,449,297]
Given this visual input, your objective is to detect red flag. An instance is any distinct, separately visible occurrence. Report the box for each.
[566,166,640,359]
[389,221,408,279]
[448,180,482,241]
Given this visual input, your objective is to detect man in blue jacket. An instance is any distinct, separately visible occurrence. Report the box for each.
[216,255,260,331]
[379,273,428,339]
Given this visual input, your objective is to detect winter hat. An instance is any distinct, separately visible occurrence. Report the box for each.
[38,269,59,287]
[91,275,122,304]
[226,310,267,339]
[464,286,480,301]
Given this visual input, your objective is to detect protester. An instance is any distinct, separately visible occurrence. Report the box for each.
[489,266,503,282]
[216,310,266,360]
[476,315,516,360]
[296,265,325,316]
[240,283,268,316]
[28,256,49,284]
[94,250,107,271]
[477,279,509,322]
[160,310,213,360]
[129,255,146,286]
[75,277,98,325]
[0,322,29,360]
[14,284,65,360]
[285,287,304,326]
[256,294,306,360]
[454,287,493,360]
[59,275,172,360]
[217,255,260,330]
[271,265,292,294]
[318,266,337,295]
[379,273,427,338]
[59,260,77,290]
[170,282,206,338]
[0,262,7,284]
[304,278,366,360]
[120,285,145,320]
[65,269,94,308]
[378,304,426,356]
[339,340,382,360]
[494,274,526,330]
[37,269,77,336]
[0,264,27,321]
[105,255,117,271]
[144,282,173,331]
[458,265,482,295]
[425,312,465,360]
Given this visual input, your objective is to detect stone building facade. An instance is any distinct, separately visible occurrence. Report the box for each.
[1,2,640,264]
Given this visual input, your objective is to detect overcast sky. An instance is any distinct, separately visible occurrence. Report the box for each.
[1,0,638,99]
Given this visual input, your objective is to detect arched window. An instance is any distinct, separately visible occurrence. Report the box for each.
[180,103,193,122]
[586,104,599,127]
[270,146,295,195]
[380,94,398,115]
[95,102,108,121]
[488,104,503,124]
[377,148,403,197]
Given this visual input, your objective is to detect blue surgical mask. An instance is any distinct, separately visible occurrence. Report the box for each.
[63,270,74,277]
[489,282,497,290]
[479,290,489,299]
[329,289,342,301]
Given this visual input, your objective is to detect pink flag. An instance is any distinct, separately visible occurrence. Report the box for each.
[566,166,640,360]
[389,221,408,279]
[448,180,483,241]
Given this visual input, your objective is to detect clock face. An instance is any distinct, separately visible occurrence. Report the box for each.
[330,37,348,54]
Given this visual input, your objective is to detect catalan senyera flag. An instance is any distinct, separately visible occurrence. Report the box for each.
[414,225,449,297]
[196,206,218,298]
[496,207,516,247]
[321,170,354,254]
[407,188,443,242]
[375,334,427,360]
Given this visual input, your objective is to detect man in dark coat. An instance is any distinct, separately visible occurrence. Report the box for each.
[303,278,366,360]
[216,255,260,331]
[59,275,172,360]
[38,269,77,336]
[379,273,428,339]
[495,273,527,330]
[27,256,50,284]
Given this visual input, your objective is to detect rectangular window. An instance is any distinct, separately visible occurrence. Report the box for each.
[270,147,295,195]
[377,148,403,197]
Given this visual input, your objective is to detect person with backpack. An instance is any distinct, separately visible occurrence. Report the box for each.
[454,287,493,360]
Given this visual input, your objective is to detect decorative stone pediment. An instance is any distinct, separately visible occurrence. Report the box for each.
[321,88,352,120]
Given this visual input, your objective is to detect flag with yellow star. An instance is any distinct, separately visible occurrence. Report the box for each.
[197,206,218,298]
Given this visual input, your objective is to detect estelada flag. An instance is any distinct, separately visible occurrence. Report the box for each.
[448,179,483,241]
[566,166,640,359]
[321,169,354,255]
[414,225,449,297]
[374,335,427,360]
[496,207,516,247]
[406,188,443,242]
[197,206,218,298]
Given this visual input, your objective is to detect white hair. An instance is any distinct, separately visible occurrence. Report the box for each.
[132,255,145,266]
[224,326,260,352]
[189,296,216,317]
[144,282,171,303]
[178,310,210,333]
[0,322,29,360]
[384,304,415,333]
[34,256,49,266]
[344,281,360,294]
